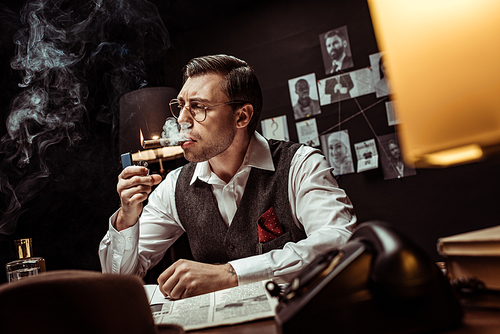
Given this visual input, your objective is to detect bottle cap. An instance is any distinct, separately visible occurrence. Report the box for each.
[14,238,33,259]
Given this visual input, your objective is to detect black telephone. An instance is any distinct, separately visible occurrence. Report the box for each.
[267,221,463,334]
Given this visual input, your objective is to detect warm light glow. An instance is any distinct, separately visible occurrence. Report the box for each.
[424,145,483,167]
[140,129,144,147]
[368,0,500,168]
[152,135,160,140]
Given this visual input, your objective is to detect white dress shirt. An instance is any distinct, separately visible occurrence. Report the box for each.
[99,132,357,285]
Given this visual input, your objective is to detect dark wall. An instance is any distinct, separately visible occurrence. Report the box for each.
[157,0,500,260]
[1,0,499,283]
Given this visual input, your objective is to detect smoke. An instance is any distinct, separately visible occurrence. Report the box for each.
[162,118,191,143]
[0,0,170,234]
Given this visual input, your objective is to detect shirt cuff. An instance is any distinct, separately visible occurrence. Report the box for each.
[229,254,273,285]
[109,210,139,252]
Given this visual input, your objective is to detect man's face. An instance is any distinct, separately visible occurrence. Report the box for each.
[176,73,237,162]
[328,137,347,167]
[325,35,345,61]
[295,82,310,103]
[389,143,400,159]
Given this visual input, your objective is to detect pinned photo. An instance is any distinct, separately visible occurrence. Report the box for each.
[369,52,390,98]
[320,130,354,176]
[386,101,400,126]
[319,26,354,75]
[288,73,321,120]
[354,139,378,172]
[295,118,320,147]
[261,116,289,141]
[378,133,416,180]
[318,68,374,106]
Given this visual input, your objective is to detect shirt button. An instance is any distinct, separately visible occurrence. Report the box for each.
[227,244,235,251]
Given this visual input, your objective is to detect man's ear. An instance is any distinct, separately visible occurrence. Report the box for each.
[235,103,254,129]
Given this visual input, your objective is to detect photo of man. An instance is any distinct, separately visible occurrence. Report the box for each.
[319,26,354,75]
[318,73,354,105]
[288,73,321,120]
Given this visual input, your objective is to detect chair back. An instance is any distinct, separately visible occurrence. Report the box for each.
[0,270,159,334]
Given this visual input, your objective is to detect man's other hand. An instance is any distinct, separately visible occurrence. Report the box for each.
[158,259,238,299]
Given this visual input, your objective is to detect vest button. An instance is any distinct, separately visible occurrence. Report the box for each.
[227,244,235,251]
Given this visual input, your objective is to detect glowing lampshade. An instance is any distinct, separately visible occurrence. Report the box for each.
[367,0,500,167]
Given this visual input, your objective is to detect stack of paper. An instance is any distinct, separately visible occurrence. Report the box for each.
[437,225,500,290]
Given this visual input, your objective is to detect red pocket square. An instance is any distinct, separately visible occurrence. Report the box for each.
[257,207,284,243]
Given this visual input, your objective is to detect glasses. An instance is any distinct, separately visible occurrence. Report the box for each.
[169,99,245,122]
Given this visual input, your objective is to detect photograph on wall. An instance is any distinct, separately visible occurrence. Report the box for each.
[288,73,321,120]
[261,115,289,141]
[378,133,416,180]
[318,73,353,105]
[354,139,378,173]
[295,118,320,147]
[318,68,374,106]
[319,26,354,75]
[385,100,400,126]
[369,52,390,98]
[320,129,354,176]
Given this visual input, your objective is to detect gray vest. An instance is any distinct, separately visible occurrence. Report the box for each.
[175,140,307,264]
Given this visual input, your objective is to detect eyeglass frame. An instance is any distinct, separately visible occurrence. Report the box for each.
[169,99,247,122]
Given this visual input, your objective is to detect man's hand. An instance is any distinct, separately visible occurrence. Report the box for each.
[158,259,238,299]
[116,166,162,231]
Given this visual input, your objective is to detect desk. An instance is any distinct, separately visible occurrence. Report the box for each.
[157,308,500,334]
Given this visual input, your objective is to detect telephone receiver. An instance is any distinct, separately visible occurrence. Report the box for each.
[268,221,463,334]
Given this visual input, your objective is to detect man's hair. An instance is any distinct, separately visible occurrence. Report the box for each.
[182,54,263,135]
[295,79,309,90]
[324,29,346,43]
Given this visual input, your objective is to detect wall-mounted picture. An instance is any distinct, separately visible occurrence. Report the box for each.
[318,68,374,106]
[320,129,354,176]
[318,73,353,105]
[295,118,320,147]
[261,115,289,141]
[354,139,378,172]
[385,100,400,126]
[378,133,416,180]
[369,52,390,98]
[288,73,321,120]
[319,26,354,75]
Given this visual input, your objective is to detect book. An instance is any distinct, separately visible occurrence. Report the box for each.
[144,280,278,331]
[437,225,500,290]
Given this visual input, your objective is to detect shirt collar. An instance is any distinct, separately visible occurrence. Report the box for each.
[190,132,275,185]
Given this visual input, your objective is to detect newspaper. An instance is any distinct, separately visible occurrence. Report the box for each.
[144,281,278,331]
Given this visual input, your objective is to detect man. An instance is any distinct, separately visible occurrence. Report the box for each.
[99,54,356,299]
[324,73,354,103]
[293,79,321,120]
[324,29,354,74]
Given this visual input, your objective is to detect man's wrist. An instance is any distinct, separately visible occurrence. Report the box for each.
[115,208,138,231]
[225,263,239,287]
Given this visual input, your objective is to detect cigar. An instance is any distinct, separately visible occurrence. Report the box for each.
[142,138,188,149]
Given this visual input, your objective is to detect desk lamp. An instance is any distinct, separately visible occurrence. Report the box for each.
[367,0,500,167]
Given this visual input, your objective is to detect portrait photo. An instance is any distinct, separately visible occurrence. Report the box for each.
[319,26,354,75]
[369,52,390,98]
[288,73,321,120]
[378,133,416,180]
[320,129,355,176]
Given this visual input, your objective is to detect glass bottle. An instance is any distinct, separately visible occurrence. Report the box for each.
[5,238,46,282]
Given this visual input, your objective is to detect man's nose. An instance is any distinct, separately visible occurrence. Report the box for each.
[177,106,192,123]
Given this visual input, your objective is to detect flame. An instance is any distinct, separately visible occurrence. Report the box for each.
[140,129,144,147]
